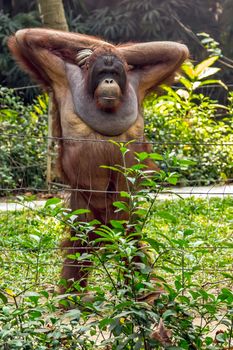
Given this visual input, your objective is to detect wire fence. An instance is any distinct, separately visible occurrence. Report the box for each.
[0,84,233,339]
[1,135,232,289]
[1,83,232,191]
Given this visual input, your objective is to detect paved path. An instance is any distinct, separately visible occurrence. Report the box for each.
[158,184,233,200]
[0,200,46,212]
[0,184,232,211]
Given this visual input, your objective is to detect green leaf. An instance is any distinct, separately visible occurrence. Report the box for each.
[100,165,122,173]
[182,62,195,79]
[221,273,233,280]
[162,309,177,319]
[198,67,220,80]
[145,238,161,250]
[198,79,228,90]
[177,159,196,166]
[37,96,46,109]
[45,197,61,207]
[131,164,147,170]
[40,290,49,299]
[0,292,7,304]
[179,295,190,304]
[71,209,91,215]
[110,220,126,229]
[134,208,148,216]
[99,318,113,329]
[205,337,213,345]
[149,153,163,160]
[34,105,43,114]
[29,310,42,319]
[195,56,219,75]
[5,288,16,297]
[30,111,39,121]
[183,229,194,237]
[165,267,178,276]
[179,76,192,90]
[120,191,130,198]
[10,340,23,347]
[218,288,233,302]
[113,201,129,212]
[167,174,179,185]
[157,211,177,224]
[175,280,183,291]
[120,146,129,155]
[108,139,120,147]
[215,332,226,343]
[135,151,150,161]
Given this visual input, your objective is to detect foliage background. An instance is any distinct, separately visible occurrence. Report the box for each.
[0,88,48,191]
[0,1,233,348]
[0,0,233,189]
[1,0,233,92]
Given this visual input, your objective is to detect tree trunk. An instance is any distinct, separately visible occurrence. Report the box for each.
[37,0,68,31]
[220,0,233,58]
[37,0,68,189]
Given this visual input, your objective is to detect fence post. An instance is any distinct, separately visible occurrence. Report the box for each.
[46,93,53,193]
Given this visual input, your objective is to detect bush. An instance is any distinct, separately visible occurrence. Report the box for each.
[1,56,232,192]
[0,86,48,193]
[144,58,233,185]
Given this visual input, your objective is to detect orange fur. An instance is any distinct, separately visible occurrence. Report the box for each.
[8,29,188,292]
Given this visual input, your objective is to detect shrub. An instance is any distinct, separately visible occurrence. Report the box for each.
[0,86,48,193]
[1,55,232,192]
[144,58,233,185]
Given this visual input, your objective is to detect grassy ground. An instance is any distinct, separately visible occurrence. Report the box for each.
[0,196,232,349]
[0,196,232,293]
[147,196,233,289]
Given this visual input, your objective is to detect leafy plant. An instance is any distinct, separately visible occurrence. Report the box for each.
[144,56,233,184]
[0,86,48,193]
[0,148,232,349]
[68,0,219,49]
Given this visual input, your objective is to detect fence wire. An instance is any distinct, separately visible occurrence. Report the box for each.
[0,84,233,316]
[0,135,232,290]
[1,133,232,194]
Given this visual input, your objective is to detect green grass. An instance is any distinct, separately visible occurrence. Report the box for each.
[0,206,64,292]
[0,196,232,293]
[147,196,233,288]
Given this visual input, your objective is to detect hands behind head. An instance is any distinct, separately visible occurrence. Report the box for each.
[76,49,93,67]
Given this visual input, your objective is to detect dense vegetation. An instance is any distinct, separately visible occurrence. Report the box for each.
[0,194,232,349]
[1,0,233,90]
[0,88,48,193]
[144,58,233,185]
[1,55,232,192]
[1,2,232,349]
